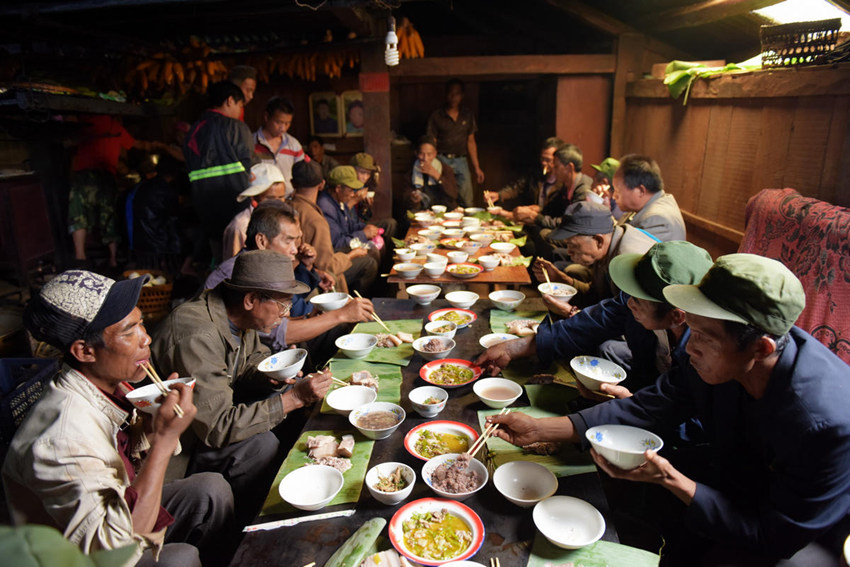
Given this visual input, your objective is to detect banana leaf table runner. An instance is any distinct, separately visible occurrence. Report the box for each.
[527,532,659,567]
[321,360,403,414]
[501,359,577,388]
[260,429,375,516]
[489,309,549,334]
[332,319,423,366]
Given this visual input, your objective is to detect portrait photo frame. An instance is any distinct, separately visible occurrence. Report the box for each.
[341,90,364,137]
[309,91,342,136]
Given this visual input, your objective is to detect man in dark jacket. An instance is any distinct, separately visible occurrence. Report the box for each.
[183,81,257,263]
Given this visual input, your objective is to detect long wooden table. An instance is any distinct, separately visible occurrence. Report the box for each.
[230,297,617,566]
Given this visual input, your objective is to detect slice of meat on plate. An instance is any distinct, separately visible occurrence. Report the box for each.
[337,434,355,458]
[307,435,339,459]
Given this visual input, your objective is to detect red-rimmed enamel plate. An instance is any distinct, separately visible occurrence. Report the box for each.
[389,497,485,566]
[446,263,483,279]
[419,359,483,388]
[404,421,480,461]
[427,308,477,329]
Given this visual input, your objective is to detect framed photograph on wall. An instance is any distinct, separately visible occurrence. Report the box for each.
[309,92,341,136]
[341,90,364,136]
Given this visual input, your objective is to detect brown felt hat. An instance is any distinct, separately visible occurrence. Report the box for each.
[222,250,310,295]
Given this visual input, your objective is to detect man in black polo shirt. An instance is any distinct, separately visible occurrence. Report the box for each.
[426,78,484,207]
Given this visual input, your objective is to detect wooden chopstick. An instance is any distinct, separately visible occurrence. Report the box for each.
[331,377,349,387]
[140,362,185,418]
[490,558,500,567]
[468,408,509,457]
[301,562,316,567]
[354,291,393,333]
[484,189,494,209]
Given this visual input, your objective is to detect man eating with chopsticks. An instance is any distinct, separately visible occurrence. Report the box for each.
[3,270,234,567]
[151,249,333,526]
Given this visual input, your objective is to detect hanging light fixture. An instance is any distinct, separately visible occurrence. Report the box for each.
[385,16,399,66]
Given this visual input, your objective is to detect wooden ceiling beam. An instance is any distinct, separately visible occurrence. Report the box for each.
[639,0,784,33]
[329,6,376,39]
[389,54,616,77]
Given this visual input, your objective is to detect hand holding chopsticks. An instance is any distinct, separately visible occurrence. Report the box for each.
[139,361,185,418]
[354,290,392,333]
[468,408,510,458]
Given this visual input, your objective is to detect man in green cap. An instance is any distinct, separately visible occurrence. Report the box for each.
[486,253,850,564]
[476,241,713,399]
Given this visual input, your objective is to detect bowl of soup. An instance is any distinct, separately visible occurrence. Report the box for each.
[349,402,406,440]
[388,498,484,565]
[472,377,522,409]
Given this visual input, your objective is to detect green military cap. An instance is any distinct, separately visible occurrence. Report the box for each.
[663,253,805,336]
[591,157,620,182]
[328,165,364,190]
[350,152,379,172]
[610,241,713,302]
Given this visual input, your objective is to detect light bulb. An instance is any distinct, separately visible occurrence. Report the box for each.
[385,30,399,66]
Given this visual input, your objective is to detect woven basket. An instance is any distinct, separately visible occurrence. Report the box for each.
[123,270,173,315]
[760,18,841,68]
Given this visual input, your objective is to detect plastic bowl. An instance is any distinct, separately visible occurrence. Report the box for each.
[395,248,416,262]
[472,377,522,409]
[349,402,406,440]
[126,377,195,414]
[278,465,344,511]
[394,263,424,280]
[335,333,378,359]
[490,242,516,254]
[325,385,377,416]
[258,349,308,380]
[365,462,416,506]
[569,355,627,392]
[478,333,519,349]
[533,496,605,549]
[408,385,449,418]
[407,284,441,305]
[585,424,664,470]
[423,262,447,278]
[478,255,499,271]
[424,320,457,339]
[445,291,478,309]
[422,453,489,501]
[488,290,526,311]
[309,292,350,312]
[447,251,469,264]
[538,282,578,304]
[412,336,456,361]
[493,461,558,508]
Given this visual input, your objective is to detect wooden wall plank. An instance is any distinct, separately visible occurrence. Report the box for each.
[556,75,612,171]
[695,104,734,222]
[714,102,762,231]
[750,100,795,192]
[783,98,835,199]
[821,96,850,206]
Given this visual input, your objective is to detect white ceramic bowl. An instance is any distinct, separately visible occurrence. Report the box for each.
[414,214,437,228]
[126,377,195,414]
[407,284,441,305]
[442,228,466,238]
[464,207,484,214]
[258,349,308,380]
[412,336,456,361]
[309,292,350,312]
[431,205,447,214]
[486,206,501,215]
[365,462,416,506]
[490,242,516,254]
[445,562,486,567]
[478,255,499,271]
[472,377,523,409]
[325,385,377,416]
[493,461,558,507]
[446,263,483,280]
[394,263,424,280]
[459,242,482,256]
[442,220,463,229]
[569,355,627,392]
[422,453,489,501]
[461,216,481,227]
[419,229,442,241]
[423,262,447,278]
[426,252,448,264]
[424,320,457,339]
[410,242,436,256]
[278,465,344,511]
[447,251,469,264]
[538,282,578,304]
[478,333,520,349]
[395,248,416,262]
[445,291,478,309]
[586,424,664,470]
[533,495,605,549]
[335,333,378,359]
[349,402,406,440]
[469,233,494,247]
[408,385,449,418]
[444,212,464,221]
[489,290,526,311]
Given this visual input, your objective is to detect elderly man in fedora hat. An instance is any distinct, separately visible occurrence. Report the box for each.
[488,254,850,565]
[151,249,332,524]
[3,270,234,566]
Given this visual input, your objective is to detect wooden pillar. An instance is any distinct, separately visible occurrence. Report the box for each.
[610,33,645,158]
[360,42,392,219]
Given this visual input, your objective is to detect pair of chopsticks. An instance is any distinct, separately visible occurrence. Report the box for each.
[484,189,495,209]
[353,290,393,333]
[467,408,510,458]
[490,558,501,567]
[301,563,315,567]
[138,361,184,417]
[331,376,349,387]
